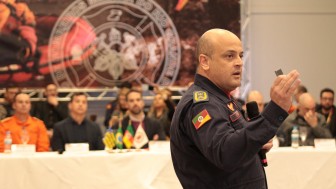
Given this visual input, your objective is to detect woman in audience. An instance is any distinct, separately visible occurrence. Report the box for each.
[147,89,175,138]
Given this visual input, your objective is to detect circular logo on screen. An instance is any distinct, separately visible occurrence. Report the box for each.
[48,0,181,88]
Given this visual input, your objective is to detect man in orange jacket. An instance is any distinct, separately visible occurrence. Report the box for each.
[0,93,49,152]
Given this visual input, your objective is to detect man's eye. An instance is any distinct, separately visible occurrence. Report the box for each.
[226,54,233,59]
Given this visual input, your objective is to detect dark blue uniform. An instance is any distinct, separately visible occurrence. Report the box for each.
[170,74,288,189]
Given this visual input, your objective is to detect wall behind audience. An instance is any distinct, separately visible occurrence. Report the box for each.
[249,0,336,102]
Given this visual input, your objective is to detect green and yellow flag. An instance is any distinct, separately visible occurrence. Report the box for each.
[115,126,123,149]
[115,113,124,149]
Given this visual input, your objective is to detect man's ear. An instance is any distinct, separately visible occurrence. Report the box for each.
[199,54,210,71]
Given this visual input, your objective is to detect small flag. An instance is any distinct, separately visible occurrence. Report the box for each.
[115,126,124,149]
[102,129,116,150]
[123,120,134,149]
[133,124,149,149]
[192,109,211,130]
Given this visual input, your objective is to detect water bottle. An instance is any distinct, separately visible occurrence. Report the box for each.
[4,131,12,153]
[291,126,299,148]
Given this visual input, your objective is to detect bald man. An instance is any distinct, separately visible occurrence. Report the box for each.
[170,29,301,188]
[279,93,331,147]
[0,93,49,152]
[246,90,265,112]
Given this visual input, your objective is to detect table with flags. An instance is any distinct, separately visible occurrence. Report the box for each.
[1,122,336,189]
[1,145,336,189]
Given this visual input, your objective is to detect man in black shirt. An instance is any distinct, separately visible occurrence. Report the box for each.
[32,84,68,137]
[51,92,104,151]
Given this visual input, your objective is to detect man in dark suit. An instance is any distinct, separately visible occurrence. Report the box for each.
[112,89,166,148]
[51,92,104,151]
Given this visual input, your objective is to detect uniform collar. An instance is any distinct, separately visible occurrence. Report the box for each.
[194,74,232,103]
[13,115,32,127]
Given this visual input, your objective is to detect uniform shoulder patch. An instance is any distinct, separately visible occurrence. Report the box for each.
[193,91,209,103]
[192,109,211,130]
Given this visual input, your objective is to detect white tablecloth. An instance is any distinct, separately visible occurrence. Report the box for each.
[1,144,336,189]
[265,147,336,189]
[0,150,181,189]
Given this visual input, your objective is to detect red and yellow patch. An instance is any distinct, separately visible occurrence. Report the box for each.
[192,109,211,130]
[227,102,235,112]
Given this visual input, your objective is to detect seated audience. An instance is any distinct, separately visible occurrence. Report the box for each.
[294,85,308,104]
[316,88,336,137]
[104,84,131,128]
[0,105,6,120]
[278,93,332,146]
[147,89,175,138]
[51,92,104,151]
[0,93,49,152]
[112,89,166,148]
[31,84,68,137]
[0,85,21,119]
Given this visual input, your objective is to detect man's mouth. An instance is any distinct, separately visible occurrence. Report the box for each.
[233,71,241,76]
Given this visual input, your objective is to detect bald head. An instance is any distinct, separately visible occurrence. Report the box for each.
[246,90,264,112]
[196,29,241,62]
[13,93,31,116]
[195,29,243,92]
[299,93,315,106]
[298,93,316,116]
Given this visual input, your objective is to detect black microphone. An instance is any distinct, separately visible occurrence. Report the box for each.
[246,101,260,120]
[246,101,268,167]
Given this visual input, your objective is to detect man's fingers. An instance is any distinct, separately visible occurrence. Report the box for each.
[286,78,301,95]
[282,70,300,93]
[274,70,300,96]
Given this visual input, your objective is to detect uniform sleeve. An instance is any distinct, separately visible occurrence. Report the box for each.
[277,116,293,146]
[36,121,50,152]
[164,98,176,121]
[185,100,287,171]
